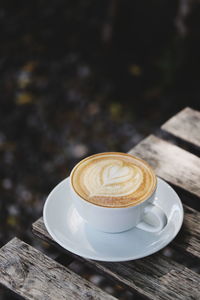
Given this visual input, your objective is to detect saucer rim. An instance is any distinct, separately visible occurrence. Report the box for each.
[43,176,184,262]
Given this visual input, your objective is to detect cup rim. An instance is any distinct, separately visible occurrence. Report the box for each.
[70,152,157,209]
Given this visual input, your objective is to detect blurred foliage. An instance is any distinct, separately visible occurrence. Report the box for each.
[0,0,200,299]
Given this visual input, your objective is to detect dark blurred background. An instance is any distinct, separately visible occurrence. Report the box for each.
[0,0,200,299]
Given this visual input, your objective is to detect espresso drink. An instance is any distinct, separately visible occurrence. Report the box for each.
[71,152,157,208]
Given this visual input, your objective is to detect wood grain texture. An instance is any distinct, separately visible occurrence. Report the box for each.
[161,107,200,147]
[91,255,200,300]
[173,205,200,258]
[129,135,200,198]
[32,217,200,300]
[0,238,116,300]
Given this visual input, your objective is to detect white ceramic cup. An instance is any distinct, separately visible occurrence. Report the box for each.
[70,173,167,234]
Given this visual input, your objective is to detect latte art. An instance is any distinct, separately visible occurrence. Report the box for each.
[71,152,157,207]
[84,160,143,198]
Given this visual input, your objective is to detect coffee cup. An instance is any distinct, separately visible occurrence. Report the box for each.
[70,152,167,233]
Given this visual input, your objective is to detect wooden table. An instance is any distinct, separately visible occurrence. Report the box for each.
[1,107,200,300]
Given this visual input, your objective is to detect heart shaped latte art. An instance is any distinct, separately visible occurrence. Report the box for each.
[83,159,143,198]
[102,165,133,186]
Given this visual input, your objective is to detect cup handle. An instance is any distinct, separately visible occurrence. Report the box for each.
[136,203,167,233]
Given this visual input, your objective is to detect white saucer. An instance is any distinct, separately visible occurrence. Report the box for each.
[43,177,184,262]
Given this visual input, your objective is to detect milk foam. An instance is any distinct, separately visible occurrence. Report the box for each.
[84,159,143,197]
[71,152,157,207]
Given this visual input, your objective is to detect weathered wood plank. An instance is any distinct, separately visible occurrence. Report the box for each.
[162,107,200,147]
[173,205,200,258]
[129,135,200,198]
[32,218,200,300]
[0,238,116,300]
[91,255,200,300]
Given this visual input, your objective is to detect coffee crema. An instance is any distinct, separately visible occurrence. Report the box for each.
[70,152,157,208]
